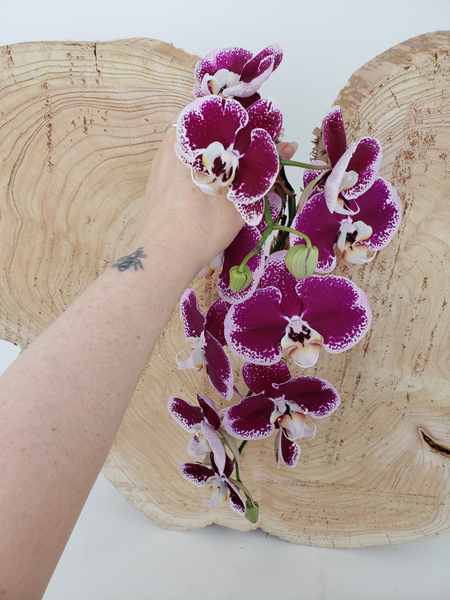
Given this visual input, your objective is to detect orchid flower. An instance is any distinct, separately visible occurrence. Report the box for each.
[223,362,341,468]
[224,251,371,368]
[303,106,382,213]
[193,44,283,108]
[198,252,224,277]
[177,290,233,400]
[217,192,282,303]
[175,95,282,225]
[180,453,246,516]
[290,178,402,272]
[167,393,241,476]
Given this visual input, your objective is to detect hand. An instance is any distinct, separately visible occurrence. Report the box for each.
[131,126,245,269]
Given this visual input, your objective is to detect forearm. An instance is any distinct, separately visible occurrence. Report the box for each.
[0,124,244,597]
[0,239,204,598]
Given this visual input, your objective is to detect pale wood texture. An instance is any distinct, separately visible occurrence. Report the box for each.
[1,34,449,547]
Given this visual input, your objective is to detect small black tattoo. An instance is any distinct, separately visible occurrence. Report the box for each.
[112,248,147,271]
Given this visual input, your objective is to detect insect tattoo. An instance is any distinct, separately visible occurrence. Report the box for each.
[112,248,147,271]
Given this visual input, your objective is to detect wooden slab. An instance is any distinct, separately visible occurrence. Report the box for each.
[1,34,449,547]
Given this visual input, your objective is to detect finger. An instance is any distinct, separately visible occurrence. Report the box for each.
[277,141,298,160]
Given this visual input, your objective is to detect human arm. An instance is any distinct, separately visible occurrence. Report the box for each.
[0,127,244,599]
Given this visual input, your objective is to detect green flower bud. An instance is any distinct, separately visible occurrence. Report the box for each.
[245,499,259,524]
[229,265,253,293]
[285,244,319,280]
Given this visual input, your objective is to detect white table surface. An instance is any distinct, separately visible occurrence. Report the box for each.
[1,1,450,598]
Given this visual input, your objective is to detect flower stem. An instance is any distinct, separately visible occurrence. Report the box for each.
[280,158,331,170]
[273,226,312,247]
[237,196,274,270]
[234,440,248,483]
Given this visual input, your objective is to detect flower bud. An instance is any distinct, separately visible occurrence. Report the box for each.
[229,265,253,293]
[285,244,319,280]
[245,499,259,524]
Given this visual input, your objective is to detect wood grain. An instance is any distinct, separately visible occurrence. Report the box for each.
[1,34,449,547]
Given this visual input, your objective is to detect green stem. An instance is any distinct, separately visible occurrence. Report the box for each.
[273,226,312,247]
[280,158,331,170]
[273,195,297,253]
[234,440,248,483]
[239,440,248,453]
[237,196,274,270]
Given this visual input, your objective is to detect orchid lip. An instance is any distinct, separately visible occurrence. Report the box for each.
[202,141,239,186]
[280,316,324,368]
[176,333,206,370]
[204,69,241,96]
[339,169,358,192]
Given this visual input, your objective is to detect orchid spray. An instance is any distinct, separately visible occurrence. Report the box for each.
[167,44,402,523]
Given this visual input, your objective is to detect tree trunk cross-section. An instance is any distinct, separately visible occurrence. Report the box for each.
[0,34,449,547]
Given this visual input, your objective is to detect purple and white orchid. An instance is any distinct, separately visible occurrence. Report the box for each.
[290,178,402,272]
[224,251,371,368]
[167,393,240,475]
[175,95,282,225]
[167,44,402,520]
[180,453,246,516]
[193,44,283,108]
[304,106,382,214]
[223,362,341,468]
[177,290,233,400]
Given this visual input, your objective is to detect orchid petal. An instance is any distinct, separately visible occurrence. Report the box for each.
[204,330,234,400]
[353,178,402,250]
[177,96,248,159]
[279,430,301,468]
[324,143,356,212]
[205,298,230,347]
[233,198,265,226]
[295,275,371,353]
[180,289,205,339]
[226,479,247,515]
[222,56,273,98]
[222,393,276,439]
[303,161,329,189]
[242,361,290,395]
[240,44,282,85]
[274,376,341,418]
[323,105,347,167]
[234,98,283,154]
[225,286,288,365]
[201,421,226,475]
[259,251,303,319]
[197,393,221,429]
[167,396,204,432]
[344,137,382,200]
[227,129,279,204]
[193,47,253,97]
[211,452,235,479]
[180,462,214,486]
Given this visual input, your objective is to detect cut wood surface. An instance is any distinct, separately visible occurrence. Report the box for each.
[0,34,449,547]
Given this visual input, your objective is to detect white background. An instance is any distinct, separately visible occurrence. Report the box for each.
[1,1,450,598]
